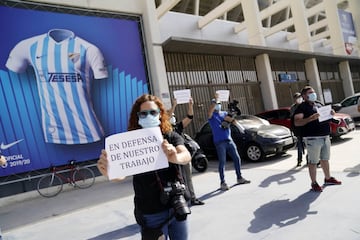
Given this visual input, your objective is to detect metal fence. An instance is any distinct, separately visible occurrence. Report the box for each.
[164,52,262,137]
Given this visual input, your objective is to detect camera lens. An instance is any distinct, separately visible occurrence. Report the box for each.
[172,194,191,221]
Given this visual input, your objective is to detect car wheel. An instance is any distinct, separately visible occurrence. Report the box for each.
[245,143,264,162]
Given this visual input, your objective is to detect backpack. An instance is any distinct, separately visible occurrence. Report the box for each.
[182,133,200,157]
[290,104,301,137]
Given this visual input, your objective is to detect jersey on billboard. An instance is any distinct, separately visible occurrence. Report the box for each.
[0,3,149,177]
[6,29,108,144]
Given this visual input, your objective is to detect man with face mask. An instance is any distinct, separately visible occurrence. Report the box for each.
[294,86,342,192]
[290,92,305,167]
[208,94,250,191]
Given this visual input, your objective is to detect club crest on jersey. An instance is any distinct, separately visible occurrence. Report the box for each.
[68,53,80,63]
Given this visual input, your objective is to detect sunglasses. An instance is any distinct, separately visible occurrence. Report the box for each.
[137,109,160,119]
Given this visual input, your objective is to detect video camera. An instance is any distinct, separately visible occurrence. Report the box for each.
[228,100,241,116]
[221,100,241,129]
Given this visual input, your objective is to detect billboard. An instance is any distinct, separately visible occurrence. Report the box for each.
[338,9,357,55]
[0,2,149,176]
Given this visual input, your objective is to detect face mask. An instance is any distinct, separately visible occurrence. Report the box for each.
[307,92,317,102]
[138,114,161,128]
[215,104,221,111]
[170,116,177,125]
[296,97,303,104]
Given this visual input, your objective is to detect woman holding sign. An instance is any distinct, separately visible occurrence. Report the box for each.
[97,94,191,240]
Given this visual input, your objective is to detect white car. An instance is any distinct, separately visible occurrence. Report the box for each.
[333,93,360,121]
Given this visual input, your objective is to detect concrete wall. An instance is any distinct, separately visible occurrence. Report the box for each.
[159,11,345,55]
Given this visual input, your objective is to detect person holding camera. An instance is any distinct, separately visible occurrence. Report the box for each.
[97,94,191,240]
[290,92,305,167]
[208,94,250,191]
[168,97,204,206]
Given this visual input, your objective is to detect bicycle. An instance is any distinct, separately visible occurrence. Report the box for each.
[37,160,95,197]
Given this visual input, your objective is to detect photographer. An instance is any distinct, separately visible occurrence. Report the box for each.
[290,92,305,167]
[207,94,250,191]
[97,94,191,240]
[168,97,204,206]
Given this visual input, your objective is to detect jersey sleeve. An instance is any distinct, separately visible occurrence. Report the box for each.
[5,40,29,73]
[86,45,108,79]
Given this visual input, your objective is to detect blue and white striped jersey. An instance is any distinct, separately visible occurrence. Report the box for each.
[6,29,108,145]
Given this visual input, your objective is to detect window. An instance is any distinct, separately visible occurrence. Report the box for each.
[341,96,358,107]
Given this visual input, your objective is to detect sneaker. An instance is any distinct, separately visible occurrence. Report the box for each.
[220,182,230,191]
[296,159,302,167]
[324,177,342,185]
[237,177,251,184]
[311,182,323,192]
[191,198,205,206]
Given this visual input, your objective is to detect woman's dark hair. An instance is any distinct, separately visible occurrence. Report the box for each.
[128,94,173,133]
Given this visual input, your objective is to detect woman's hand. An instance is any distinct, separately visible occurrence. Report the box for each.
[162,140,191,165]
[97,149,109,177]
[97,149,126,181]
[162,140,177,158]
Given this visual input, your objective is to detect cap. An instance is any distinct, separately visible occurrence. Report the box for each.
[211,99,221,104]
[293,92,301,99]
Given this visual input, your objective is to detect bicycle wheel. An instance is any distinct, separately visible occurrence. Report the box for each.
[73,167,95,189]
[37,174,63,197]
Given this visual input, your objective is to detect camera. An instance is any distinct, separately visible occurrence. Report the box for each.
[228,100,241,116]
[160,181,191,221]
[221,100,241,129]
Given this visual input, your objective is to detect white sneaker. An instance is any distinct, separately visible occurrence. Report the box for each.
[237,177,250,184]
[220,182,230,191]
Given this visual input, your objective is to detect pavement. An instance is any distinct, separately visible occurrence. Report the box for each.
[1,129,360,240]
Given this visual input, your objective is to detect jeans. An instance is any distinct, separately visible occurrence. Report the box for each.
[215,140,242,183]
[142,209,188,240]
[296,136,304,161]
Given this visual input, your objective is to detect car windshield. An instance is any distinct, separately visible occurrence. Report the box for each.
[236,115,269,129]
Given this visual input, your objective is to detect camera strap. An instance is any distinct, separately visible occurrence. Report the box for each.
[154,165,185,190]
[155,170,165,191]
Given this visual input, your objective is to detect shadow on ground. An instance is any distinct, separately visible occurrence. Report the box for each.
[259,166,305,188]
[248,191,320,233]
[88,224,140,240]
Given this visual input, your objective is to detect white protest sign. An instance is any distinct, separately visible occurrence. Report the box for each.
[216,90,230,102]
[316,105,333,122]
[105,127,169,180]
[173,89,191,104]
